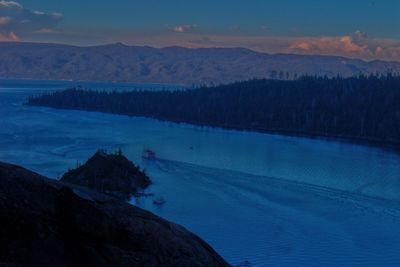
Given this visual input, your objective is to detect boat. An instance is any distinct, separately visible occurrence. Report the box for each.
[153,197,166,205]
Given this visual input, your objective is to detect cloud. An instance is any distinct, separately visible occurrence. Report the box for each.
[0,1,62,40]
[375,45,400,61]
[0,31,17,41]
[168,24,196,33]
[0,1,21,8]
[354,30,368,39]
[289,35,400,62]
[283,33,400,61]
[0,15,10,24]
[288,35,372,58]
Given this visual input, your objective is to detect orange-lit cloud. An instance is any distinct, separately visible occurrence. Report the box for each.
[288,36,371,58]
[0,31,18,41]
[375,46,400,60]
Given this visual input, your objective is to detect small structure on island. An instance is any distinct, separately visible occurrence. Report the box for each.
[142,147,156,160]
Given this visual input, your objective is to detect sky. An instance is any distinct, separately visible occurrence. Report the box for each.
[1,0,400,61]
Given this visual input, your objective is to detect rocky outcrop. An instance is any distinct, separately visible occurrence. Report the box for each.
[61,150,151,200]
[0,162,230,267]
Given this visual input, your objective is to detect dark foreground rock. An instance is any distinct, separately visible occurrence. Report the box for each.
[61,150,151,200]
[0,162,230,267]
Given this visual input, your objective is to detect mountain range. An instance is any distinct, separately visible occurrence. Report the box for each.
[1,42,400,84]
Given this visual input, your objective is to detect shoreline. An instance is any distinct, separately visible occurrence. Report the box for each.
[26,102,400,154]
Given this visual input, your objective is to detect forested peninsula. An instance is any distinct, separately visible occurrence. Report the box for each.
[27,75,400,149]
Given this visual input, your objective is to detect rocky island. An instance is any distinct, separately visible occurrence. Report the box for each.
[61,150,151,200]
[0,160,230,267]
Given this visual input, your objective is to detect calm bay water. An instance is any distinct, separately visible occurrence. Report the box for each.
[1,79,400,266]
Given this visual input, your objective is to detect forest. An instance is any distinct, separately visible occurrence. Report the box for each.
[27,75,400,148]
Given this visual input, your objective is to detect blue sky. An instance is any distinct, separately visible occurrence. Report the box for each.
[16,0,400,37]
[2,0,400,60]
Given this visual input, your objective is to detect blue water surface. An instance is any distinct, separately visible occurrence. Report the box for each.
[1,79,400,266]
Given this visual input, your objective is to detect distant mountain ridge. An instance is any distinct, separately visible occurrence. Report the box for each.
[1,42,400,84]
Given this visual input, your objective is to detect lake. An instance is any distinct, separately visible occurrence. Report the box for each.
[1,79,400,266]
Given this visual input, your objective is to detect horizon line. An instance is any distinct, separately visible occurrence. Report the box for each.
[1,40,399,64]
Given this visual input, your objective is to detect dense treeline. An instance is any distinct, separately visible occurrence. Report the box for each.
[27,75,400,148]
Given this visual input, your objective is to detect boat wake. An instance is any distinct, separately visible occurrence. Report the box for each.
[137,158,400,267]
